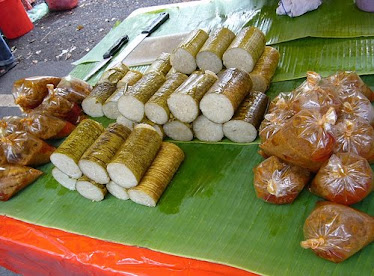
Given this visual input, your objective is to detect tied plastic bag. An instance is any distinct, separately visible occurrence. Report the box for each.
[332,119,374,162]
[267,92,295,114]
[12,76,61,110]
[276,0,322,17]
[0,164,43,201]
[301,201,374,263]
[259,107,337,172]
[310,153,373,205]
[56,75,92,104]
[339,91,374,126]
[0,116,24,136]
[0,131,55,166]
[253,156,310,204]
[259,110,293,142]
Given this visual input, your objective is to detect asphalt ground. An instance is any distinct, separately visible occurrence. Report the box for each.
[0,0,193,275]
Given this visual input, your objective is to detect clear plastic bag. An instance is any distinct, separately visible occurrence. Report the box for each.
[267,92,295,115]
[12,76,61,110]
[259,110,294,142]
[339,91,374,126]
[0,131,55,166]
[301,201,374,263]
[253,156,310,204]
[310,153,373,205]
[0,116,24,137]
[56,75,92,104]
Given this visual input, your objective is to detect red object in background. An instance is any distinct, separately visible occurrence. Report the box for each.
[45,0,78,11]
[0,0,34,39]
[0,215,258,276]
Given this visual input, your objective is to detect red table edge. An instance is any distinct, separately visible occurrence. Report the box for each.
[0,215,259,276]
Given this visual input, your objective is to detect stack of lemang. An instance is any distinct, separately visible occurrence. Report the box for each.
[50,118,184,206]
[252,70,374,263]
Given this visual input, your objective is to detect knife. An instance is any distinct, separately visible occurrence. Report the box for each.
[106,12,170,70]
[83,34,129,81]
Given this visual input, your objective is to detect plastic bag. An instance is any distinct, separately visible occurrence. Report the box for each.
[301,201,374,263]
[332,119,374,162]
[56,75,92,104]
[310,153,373,205]
[12,76,61,110]
[259,107,337,172]
[0,164,43,201]
[253,156,310,204]
[0,116,24,136]
[267,92,295,114]
[0,131,55,166]
[339,91,374,126]
[259,110,293,142]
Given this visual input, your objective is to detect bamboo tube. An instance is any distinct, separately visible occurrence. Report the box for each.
[249,46,280,92]
[200,68,252,123]
[128,142,184,207]
[78,123,131,184]
[107,124,162,188]
[52,167,77,191]
[145,52,172,76]
[107,181,129,200]
[102,85,127,119]
[167,71,218,123]
[223,91,269,143]
[223,26,266,73]
[145,72,188,125]
[98,62,129,84]
[196,27,236,73]
[76,175,107,201]
[118,71,166,122]
[163,116,193,141]
[170,29,209,74]
[50,119,104,178]
[193,115,223,142]
[82,82,117,117]
[117,70,143,88]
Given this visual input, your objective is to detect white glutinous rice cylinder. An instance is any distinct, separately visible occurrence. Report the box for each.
[76,175,107,201]
[163,117,194,141]
[52,167,77,191]
[107,181,129,200]
[193,115,224,142]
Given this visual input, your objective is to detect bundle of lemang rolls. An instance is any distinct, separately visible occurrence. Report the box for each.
[252,71,374,263]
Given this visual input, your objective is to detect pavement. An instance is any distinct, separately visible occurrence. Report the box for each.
[0,0,193,275]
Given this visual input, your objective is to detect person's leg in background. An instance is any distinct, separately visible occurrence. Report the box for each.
[0,35,17,77]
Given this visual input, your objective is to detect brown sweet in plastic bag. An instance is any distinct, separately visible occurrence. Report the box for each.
[301,201,374,263]
[0,164,43,201]
[12,76,61,110]
[56,75,92,103]
[310,153,373,205]
[0,131,55,166]
[0,116,24,136]
[339,91,374,126]
[268,92,295,114]
[332,119,374,162]
[259,108,337,172]
[0,150,6,165]
[253,156,310,204]
[259,110,294,142]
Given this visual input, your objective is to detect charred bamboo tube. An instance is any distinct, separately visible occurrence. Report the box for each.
[196,27,236,74]
[145,72,188,125]
[107,181,129,200]
[223,91,269,143]
[102,85,127,119]
[200,68,252,123]
[117,70,143,88]
[116,115,135,130]
[76,175,107,201]
[167,71,218,123]
[82,82,117,117]
[249,46,280,92]
[118,72,166,122]
[193,115,224,142]
[145,52,172,76]
[170,29,209,74]
[223,27,266,73]
[128,142,184,207]
[98,63,129,84]
[50,119,104,178]
[107,124,162,188]
[78,123,131,184]
[52,167,77,191]
[163,116,193,141]
[139,117,164,139]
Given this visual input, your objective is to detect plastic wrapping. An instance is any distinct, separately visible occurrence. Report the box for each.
[259,108,337,172]
[310,153,373,205]
[0,116,24,136]
[253,156,310,204]
[332,119,374,162]
[0,131,55,166]
[0,216,255,276]
[12,76,61,110]
[56,75,92,104]
[267,92,295,114]
[339,91,374,126]
[301,201,374,263]
[0,164,43,201]
[258,110,293,142]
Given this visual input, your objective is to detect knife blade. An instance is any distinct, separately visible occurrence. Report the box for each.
[83,34,129,81]
[106,12,170,70]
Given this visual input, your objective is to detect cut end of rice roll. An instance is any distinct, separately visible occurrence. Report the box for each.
[139,119,164,139]
[81,97,104,117]
[170,48,197,74]
[167,93,200,123]
[145,102,169,125]
[50,152,82,178]
[78,159,110,184]
[193,115,223,142]
[52,167,77,190]
[128,189,156,207]
[164,120,193,141]
[107,181,129,200]
[118,95,145,122]
[116,115,135,130]
[196,51,222,74]
[223,120,257,143]
[200,93,234,123]
[76,176,107,201]
[223,48,255,73]
[106,163,137,188]
[102,101,120,119]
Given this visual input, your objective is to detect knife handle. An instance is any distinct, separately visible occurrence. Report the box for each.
[103,35,129,59]
[141,12,170,35]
